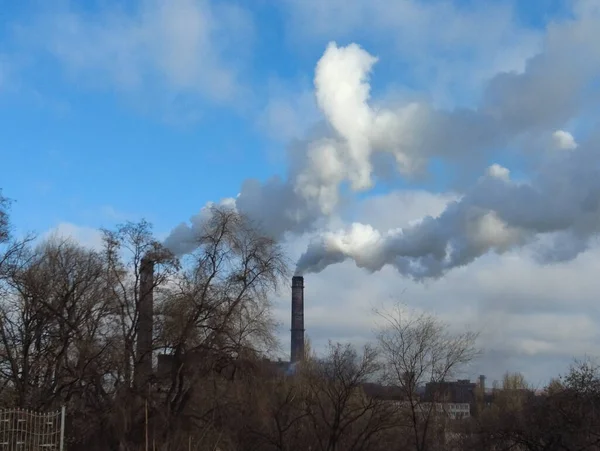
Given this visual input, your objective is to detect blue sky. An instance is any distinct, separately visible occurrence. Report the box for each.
[2,0,599,384]
[1,1,294,235]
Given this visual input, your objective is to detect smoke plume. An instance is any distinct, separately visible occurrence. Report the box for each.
[165,3,600,279]
[296,135,600,278]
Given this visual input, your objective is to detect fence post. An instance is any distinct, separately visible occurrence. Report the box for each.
[59,406,66,451]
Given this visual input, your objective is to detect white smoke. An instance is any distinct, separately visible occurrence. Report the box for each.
[165,4,600,275]
[296,136,600,279]
[163,197,237,255]
[164,42,390,254]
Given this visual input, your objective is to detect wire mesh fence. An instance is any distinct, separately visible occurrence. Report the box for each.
[0,407,65,451]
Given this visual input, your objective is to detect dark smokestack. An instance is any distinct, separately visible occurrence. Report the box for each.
[479,374,486,393]
[135,255,154,388]
[291,276,305,363]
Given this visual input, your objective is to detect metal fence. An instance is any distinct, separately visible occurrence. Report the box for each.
[0,407,65,451]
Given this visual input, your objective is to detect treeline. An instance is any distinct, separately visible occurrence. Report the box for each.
[1,193,600,451]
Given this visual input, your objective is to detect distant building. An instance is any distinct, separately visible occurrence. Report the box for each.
[389,401,472,420]
[441,402,471,419]
[156,353,299,382]
[362,383,405,401]
[360,380,474,421]
[424,379,477,404]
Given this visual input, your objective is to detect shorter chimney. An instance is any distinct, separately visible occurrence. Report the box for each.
[290,276,305,363]
[479,375,486,393]
[135,255,154,388]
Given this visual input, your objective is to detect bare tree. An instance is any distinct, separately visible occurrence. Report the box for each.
[0,209,289,451]
[223,365,308,451]
[491,371,533,415]
[302,342,397,451]
[0,236,130,451]
[465,361,600,451]
[0,192,9,244]
[152,207,288,446]
[0,238,112,406]
[98,219,179,450]
[101,219,178,389]
[0,192,34,291]
[376,304,479,451]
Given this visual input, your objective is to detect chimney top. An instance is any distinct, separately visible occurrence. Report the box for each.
[292,275,304,287]
[141,254,155,266]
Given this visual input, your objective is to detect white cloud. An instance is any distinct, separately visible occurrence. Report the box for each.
[20,0,254,108]
[552,130,578,150]
[486,164,510,181]
[258,78,320,143]
[280,0,543,106]
[41,222,104,250]
[98,205,131,221]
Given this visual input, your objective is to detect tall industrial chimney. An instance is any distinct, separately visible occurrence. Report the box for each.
[135,255,154,388]
[290,276,305,363]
